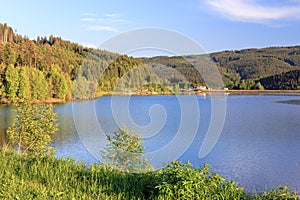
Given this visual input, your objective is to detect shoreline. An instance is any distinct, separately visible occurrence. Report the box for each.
[1,90,299,105]
[99,89,300,96]
[227,90,300,95]
[0,98,68,105]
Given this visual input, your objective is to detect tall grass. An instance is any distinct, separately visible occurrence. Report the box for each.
[0,150,298,199]
[0,150,156,199]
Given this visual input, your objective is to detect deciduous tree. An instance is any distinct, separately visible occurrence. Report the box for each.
[7,103,58,155]
[102,125,153,173]
[18,66,31,101]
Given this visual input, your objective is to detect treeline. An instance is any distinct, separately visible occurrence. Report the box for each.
[0,64,72,103]
[73,53,173,98]
[0,23,91,102]
[0,23,15,43]
[0,23,180,102]
[0,23,123,102]
[98,55,171,93]
[260,69,300,90]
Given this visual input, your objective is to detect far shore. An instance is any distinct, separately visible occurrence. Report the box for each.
[226,89,300,95]
[1,90,300,105]
[100,89,300,96]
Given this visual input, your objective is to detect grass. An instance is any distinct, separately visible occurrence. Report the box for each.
[0,149,299,200]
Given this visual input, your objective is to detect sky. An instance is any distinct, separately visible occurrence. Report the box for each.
[0,0,300,54]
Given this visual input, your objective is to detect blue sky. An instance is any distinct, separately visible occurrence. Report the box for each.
[0,0,300,53]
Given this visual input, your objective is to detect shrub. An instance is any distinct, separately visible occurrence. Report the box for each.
[156,161,248,200]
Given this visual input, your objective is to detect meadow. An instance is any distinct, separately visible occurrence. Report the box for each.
[0,149,298,200]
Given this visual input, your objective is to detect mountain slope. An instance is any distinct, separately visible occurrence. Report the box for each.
[143,46,300,90]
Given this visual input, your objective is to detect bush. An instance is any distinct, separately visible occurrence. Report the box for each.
[102,125,153,173]
[156,161,247,200]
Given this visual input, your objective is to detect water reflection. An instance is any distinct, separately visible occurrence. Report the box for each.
[0,105,14,147]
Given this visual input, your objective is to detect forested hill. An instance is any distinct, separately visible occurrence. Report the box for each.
[143,46,300,90]
[0,22,91,102]
[210,46,300,89]
[0,23,121,102]
[0,22,300,103]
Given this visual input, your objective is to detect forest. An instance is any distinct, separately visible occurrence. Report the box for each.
[0,23,174,103]
[144,47,300,90]
[0,22,300,103]
[211,47,300,89]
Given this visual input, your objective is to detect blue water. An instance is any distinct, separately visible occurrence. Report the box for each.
[1,95,300,192]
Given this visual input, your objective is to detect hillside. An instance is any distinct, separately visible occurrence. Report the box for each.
[0,22,300,103]
[143,46,300,90]
[211,46,300,89]
[259,69,300,90]
[0,23,119,102]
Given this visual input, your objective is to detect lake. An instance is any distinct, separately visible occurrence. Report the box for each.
[1,94,300,192]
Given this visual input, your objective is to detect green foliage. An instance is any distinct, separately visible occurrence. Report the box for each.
[98,55,143,92]
[143,56,205,86]
[254,186,299,200]
[47,65,71,99]
[18,66,31,101]
[1,21,300,103]
[145,46,300,90]
[173,83,180,95]
[211,47,300,79]
[31,68,48,100]
[260,69,300,90]
[0,23,96,102]
[5,64,19,102]
[0,150,157,200]
[102,125,153,173]
[0,64,6,99]
[135,83,172,94]
[0,82,5,98]
[0,150,298,199]
[156,161,247,200]
[73,74,96,99]
[6,103,58,155]
[254,82,264,90]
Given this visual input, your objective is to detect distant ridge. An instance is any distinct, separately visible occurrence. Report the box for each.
[144,46,300,90]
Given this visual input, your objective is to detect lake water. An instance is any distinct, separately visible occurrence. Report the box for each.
[0,95,300,192]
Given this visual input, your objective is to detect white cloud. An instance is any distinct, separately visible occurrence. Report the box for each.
[88,25,119,32]
[80,17,97,22]
[81,12,133,32]
[206,0,300,23]
[104,13,120,17]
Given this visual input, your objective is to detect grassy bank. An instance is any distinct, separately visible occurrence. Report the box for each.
[0,150,298,200]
